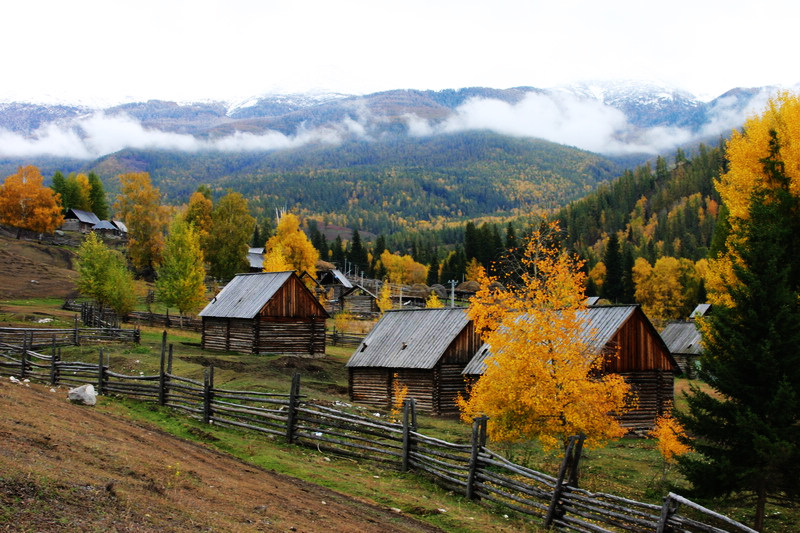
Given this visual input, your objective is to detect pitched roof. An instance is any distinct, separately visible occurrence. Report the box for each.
[92,220,117,231]
[66,208,100,225]
[462,305,651,375]
[319,269,353,288]
[247,251,264,270]
[346,307,471,369]
[111,220,128,233]
[661,321,703,355]
[691,303,711,318]
[199,271,294,319]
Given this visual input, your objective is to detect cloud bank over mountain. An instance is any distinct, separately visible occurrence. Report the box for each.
[0,84,779,160]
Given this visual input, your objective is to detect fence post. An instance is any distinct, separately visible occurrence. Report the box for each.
[20,335,28,379]
[74,315,80,345]
[545,435,578,527]
[286,372,301,444]
[203,365,214,424]
[402,398,413,471]
[50,337,59,385]
[466,415,488,500]
[97,349,106,395]
[656,494,679,533]
[158,331,167,406]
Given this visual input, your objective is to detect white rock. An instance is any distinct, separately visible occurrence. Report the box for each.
[68,384,97,406]
[9,376,20,383]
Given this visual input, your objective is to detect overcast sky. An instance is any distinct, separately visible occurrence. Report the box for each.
[3,0,799,106]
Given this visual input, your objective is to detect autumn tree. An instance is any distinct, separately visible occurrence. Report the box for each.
[0,166,64,238]
[185,189,213,257]
[678,125,800,531]
[206,192,255,281]
[156,216,207,326]
[425,291,444,308]
[114,172,170,278]
[379,250,427,285]
[459,222,630,449]
[377,281,393,313]
[632,256,701,321]
[264,213,319,279]
[76,232,137,316]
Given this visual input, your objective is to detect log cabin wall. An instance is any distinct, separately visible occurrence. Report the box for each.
[257,317,326,355]
[617,370,674,432]
[201,317,255,353]
[437,322,483,414]
[349,367,391,408]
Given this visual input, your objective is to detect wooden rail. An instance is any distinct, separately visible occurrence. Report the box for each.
[0,339,757,533]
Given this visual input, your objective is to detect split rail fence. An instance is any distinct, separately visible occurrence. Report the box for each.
[0,336,756,533]
[0,324,139,349]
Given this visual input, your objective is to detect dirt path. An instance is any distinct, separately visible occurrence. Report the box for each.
[0,380,443,532]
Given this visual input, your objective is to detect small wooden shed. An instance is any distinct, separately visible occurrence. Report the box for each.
[346,307,484,415]
[660,320,703,378]
[199,271,329,356]
[463,304,678,432]
[61,208,100,233]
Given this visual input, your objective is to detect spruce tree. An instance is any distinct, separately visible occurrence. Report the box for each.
[87,172,109,220]
[601,232,623,302]
[678,133,800,531]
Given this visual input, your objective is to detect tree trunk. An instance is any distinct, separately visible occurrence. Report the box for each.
[754,484,766,532]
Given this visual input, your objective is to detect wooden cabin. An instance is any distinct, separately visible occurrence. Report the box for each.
[346,308,484,415]
[661,320,703,378]
[61,208,100,233]
[463,304,678,433]
[199,271,329,356]
[92,220,122,238]
[319,269,354,301]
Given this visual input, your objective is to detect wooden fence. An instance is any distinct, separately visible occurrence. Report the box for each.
[63,299,202,332]
[327,330,367,348]
[0,338,756,533]
[0,325,139,349]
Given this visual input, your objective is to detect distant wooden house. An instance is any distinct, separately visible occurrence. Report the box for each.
[247,247,265,272]
[463,304,678,432]
[92,220,122,237]
[319,269,353,301]
[111,219,128,235]
[199,271,329,356]
[661,320,705,378]
[340,285,379,315]
[61,208,100,233]
[346,307,484,415]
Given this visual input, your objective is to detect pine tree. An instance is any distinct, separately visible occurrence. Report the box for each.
[678,132,800,531]
[348,229,369,274]
[87,172,109,220]
[427,253,440,285]
[601,232,623,302]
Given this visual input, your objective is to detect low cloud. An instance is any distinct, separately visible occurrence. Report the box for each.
[405,89,778,155]
[0,112,359,159]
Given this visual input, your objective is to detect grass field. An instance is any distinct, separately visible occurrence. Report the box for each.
[2,297,799,532]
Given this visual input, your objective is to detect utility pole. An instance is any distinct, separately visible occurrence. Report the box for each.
[449,279,457,307]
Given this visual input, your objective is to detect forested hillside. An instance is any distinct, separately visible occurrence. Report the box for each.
[90,131,624,236]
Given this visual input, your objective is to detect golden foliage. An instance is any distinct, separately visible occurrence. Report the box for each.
[588,261,606,288]
[378,250,427,285]
[650,414,690,465]
[0,165,64,234]
[114,172,170,275]
[465,257,483,282]
[633,256,702,321]
[710,92,800,305]
[459,221,630,450]
[389,373,409,422]
[262,243,293,272]
[185,191,213,255]
[377,281,393,313]
[264,213,319,280]
[425,291,444,308]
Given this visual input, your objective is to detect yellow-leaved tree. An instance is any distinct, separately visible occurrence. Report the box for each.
[708,91,800,306]
[377,280,393,313]
[378,250,427,285]
[458,221,631,450]
[0,165,64,238]
[425,291,444,308]
[114,172,170,278]
[264,213,319,280]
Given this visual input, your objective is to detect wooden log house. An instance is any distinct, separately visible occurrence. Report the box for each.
[346,308,484,415]
[463,304,679,432]
[660,320,703,378]
[199,271,329,356]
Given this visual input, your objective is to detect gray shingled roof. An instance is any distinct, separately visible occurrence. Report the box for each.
[691,303,711,318]
[199,271,293,319]
[66,208,100,225]
[661,321,703,355]
[247,252,264,270]
[462,305,640,375]
[92,220,117,231]
[346,307,471,369]
[112,220,128,233]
